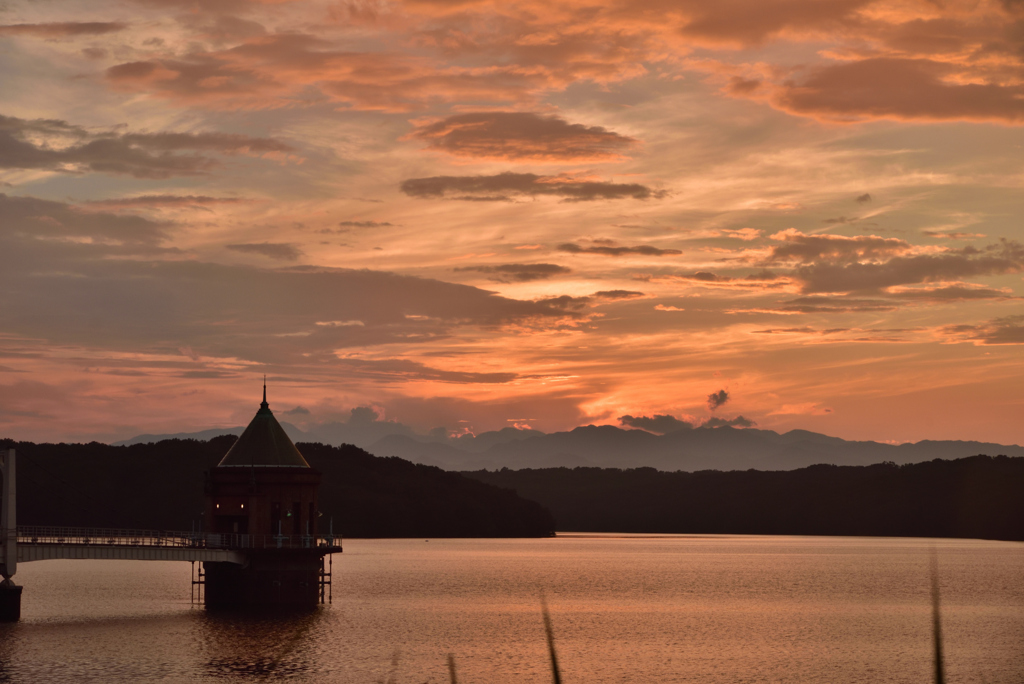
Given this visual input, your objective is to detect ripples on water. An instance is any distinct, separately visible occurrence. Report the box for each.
[0,535,1021,683]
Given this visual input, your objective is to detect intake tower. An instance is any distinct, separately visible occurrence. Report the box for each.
[203,383,337,608]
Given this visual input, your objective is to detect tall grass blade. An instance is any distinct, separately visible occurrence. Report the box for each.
[930,547,945,684]
[541,593,563,684]
[447,653,458,684]
[384,650,400,684]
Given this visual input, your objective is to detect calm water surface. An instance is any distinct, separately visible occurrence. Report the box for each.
[0,535,1021,683]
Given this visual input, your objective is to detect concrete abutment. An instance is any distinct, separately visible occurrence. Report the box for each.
[0,579,22,622]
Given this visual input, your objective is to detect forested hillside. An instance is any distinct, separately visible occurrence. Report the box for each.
[0,437,555,538]
[466,456,1024,541]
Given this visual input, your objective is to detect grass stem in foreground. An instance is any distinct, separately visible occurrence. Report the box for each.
[931,548,945,684]
[447,653,458,684]
[541,594,562,684]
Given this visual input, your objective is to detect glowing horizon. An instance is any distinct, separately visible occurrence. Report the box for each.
[2,0,1023,446]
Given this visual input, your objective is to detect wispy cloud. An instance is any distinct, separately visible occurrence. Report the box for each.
[941,316,1024,345]
[401,172,665,202]
[559,242,680,256]
[454,263,571,282]
[0,113,292,178]
[83,195,244,209]
[619,413,693,433]
[226,242,303,260]
[409,112,637,162]
[0,22,127,38]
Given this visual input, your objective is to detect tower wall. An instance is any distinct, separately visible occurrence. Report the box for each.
[203,465,328,608]
[205,467,321,539]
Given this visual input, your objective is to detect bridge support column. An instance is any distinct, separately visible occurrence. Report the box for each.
[0,579,21,622]
[1,449,17,622]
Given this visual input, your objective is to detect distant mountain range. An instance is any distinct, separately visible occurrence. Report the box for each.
[114,422,1024,472]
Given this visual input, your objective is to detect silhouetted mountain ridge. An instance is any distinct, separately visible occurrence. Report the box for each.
[115,422,1024,472]
[371,425,1024,471]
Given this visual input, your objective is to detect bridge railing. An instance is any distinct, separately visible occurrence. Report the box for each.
[14,526,341,552]
[203,532,340,551]
[17,526,199,548]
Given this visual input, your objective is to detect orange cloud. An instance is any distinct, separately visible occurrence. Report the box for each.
[82,195,246,210]
[535,289,645,310]
[791,240,1024,294]
[453,263,572,282]
[225,242,303,260]
[886,282,1017,302]
[640,271,791,289]
[766,229,915,264]
[90,0,1024,126]
[106,33,548,111]
[406,0,872,48]
[769,58,1024,124]
[558,242,679,256]
[400,172,665,201]
[669,0,869,46]
[768,402,832,415]
[941,315,1024,345]
[0,113,293,178]
[408,111,637,162]
[0,22,127,38]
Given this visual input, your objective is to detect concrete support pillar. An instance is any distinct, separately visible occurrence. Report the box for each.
[0,579,21,622]
[1,449,15,580]
[1,449,20,622]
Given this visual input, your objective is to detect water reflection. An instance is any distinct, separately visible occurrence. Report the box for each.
[2,538,1022,683]
[194,608,327,679]
[0,622,15,683]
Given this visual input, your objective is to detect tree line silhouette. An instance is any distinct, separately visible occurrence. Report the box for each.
[0,436,555,538]
[6,434,1018,541]
[465,456,1024,541]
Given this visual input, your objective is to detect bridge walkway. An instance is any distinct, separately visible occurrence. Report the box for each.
[5,526,341,566]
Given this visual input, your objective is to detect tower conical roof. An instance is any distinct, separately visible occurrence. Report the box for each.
[217,383,309,467]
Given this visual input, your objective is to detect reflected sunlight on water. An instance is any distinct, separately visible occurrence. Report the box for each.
[0,535,1021,683]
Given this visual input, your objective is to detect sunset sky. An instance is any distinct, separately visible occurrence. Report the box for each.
[2,0,1024,446]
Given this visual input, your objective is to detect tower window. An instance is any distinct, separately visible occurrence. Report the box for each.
[272,502,281,533]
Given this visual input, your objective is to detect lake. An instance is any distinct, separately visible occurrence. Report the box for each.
[1,534,1022,683]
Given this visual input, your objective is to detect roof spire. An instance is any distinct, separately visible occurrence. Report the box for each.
[217,374,310,468]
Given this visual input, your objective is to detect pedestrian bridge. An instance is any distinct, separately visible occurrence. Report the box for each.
[6,526,341,565]
[1,446,341,620]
